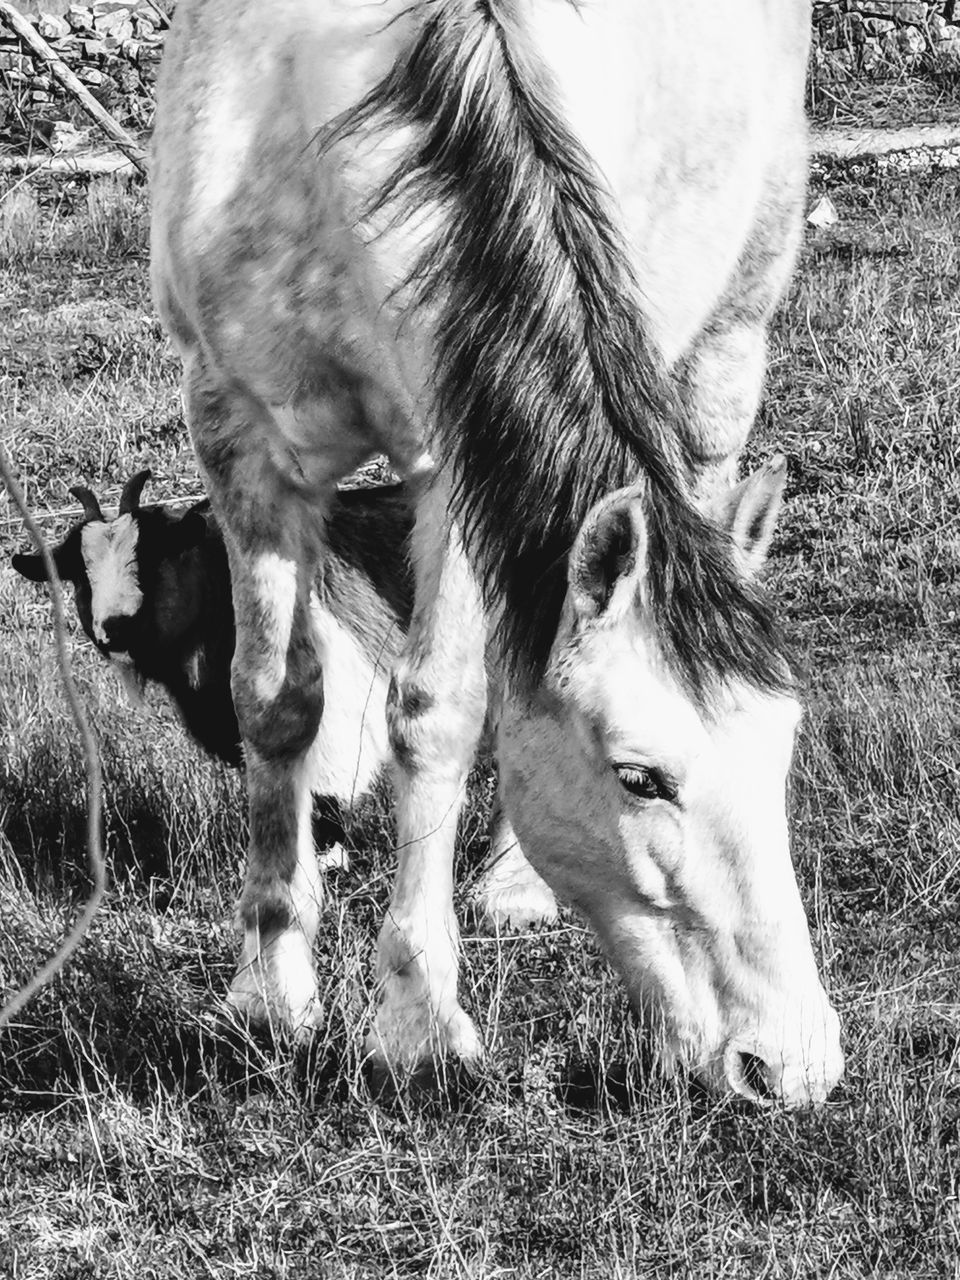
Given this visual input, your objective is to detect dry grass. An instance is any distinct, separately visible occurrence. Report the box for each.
[0,163,959,1277]
[808,41,960,128]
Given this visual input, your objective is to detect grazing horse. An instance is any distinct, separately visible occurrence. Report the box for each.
[152,0,843,1105]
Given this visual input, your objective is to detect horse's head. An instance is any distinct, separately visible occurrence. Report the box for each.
[499,457,843,1107]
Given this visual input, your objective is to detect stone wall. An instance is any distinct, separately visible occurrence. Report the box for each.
[0,3,168,142]
[812,2,960,79]
[0,2,959,153]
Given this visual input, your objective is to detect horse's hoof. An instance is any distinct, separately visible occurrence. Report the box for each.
[363,1006,482,1106]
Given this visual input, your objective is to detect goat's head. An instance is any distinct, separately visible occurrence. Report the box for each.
[12,470,213,665]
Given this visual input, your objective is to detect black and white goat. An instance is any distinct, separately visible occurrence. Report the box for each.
[12,470,414,865]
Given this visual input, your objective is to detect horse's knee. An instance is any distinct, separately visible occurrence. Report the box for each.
[387,670,483,776]
[387,673,434,772]
[234,673,324,761]
[232,639,324,761]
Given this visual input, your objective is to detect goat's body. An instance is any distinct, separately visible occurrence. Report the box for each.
[168,487,413,803]
[14,481,413,837]
[140,506,242,764]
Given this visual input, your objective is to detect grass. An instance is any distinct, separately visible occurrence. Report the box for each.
[807,35,960,129]
[1,159,960,1277]
[809,62,960,129]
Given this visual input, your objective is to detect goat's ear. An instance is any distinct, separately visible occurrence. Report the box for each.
[12,535,82,584]
[167,506,209,555]
[11,551,47,582]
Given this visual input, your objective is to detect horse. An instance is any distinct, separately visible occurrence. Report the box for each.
[150,0,843,1106]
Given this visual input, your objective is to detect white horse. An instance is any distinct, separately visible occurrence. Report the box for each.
[151,0,843,1106]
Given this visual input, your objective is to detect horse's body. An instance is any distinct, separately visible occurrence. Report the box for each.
[152,0,843,1105]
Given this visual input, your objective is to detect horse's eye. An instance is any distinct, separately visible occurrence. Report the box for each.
[615,764,676,803]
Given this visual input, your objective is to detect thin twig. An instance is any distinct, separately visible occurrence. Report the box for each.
[805,305,831,379]
[0,0,148,176]
[0,441,106,1029]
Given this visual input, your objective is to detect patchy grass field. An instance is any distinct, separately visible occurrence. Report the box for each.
[1,161,960,1279]
[808,61,960,129]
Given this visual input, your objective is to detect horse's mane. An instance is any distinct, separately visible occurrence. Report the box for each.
[332,0,792,700]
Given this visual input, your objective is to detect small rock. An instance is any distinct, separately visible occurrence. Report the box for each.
[897,24,926,57]
[893,1,927,20]
[864,1,926,20]
[862,16,895,36]
[51,119,83,151]
[930,14,951,41]
[79,67,104,85]
[94,11,134,39]
[807,194,839,229]
[37,13,71,39]
[67,4,94,31]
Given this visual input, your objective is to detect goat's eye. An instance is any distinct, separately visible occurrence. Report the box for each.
[615,764,676,804]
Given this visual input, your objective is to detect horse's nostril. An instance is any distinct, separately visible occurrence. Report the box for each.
[738,1051,773,1101]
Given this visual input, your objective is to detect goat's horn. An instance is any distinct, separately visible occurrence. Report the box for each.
[69,485,104,521]
[119,469,152,514]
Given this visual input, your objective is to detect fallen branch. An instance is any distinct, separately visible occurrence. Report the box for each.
[0,0,148,177]
[0,151,137,176]
[811,123,960,158]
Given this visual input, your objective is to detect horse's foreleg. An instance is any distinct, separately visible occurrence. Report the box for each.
[474,795,558,930]
[366,480,486,1083]
[677,164,806,509]
[185,362,326,1034]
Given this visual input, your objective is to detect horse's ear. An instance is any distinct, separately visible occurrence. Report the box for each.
[708,454,787,580]
[568,486,646,621]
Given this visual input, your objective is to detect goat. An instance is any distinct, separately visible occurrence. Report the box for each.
[13,470,414,864]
